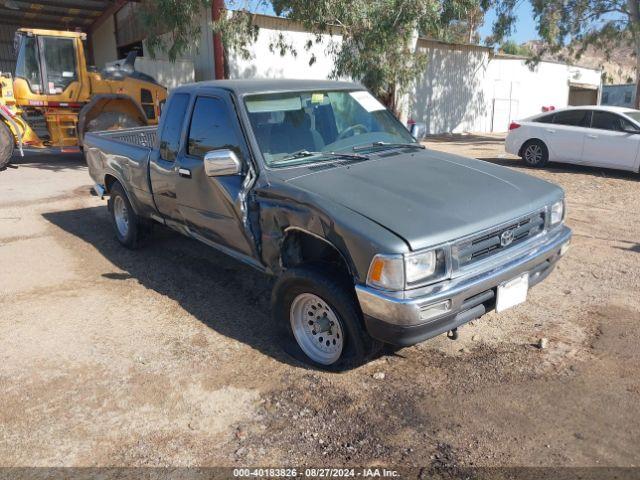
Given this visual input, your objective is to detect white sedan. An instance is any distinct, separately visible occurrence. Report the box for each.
[505,106,640,172]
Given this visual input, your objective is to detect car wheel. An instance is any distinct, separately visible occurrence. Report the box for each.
[0,121,14,170]
[521,140,549,167]
[108,182,145,248]
[272,264,382,370]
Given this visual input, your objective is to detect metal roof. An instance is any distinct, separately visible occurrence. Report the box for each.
[0,0,123,31]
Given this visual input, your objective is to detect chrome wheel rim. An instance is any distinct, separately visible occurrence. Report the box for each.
[290,293,344,365]
[113,195,129,237]
[524,144,543,164]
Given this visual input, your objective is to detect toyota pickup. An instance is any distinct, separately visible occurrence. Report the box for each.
[84,79,571,369]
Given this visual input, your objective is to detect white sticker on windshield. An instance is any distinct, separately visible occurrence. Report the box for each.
[350,91,386,112]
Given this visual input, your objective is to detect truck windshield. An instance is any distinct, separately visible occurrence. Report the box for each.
[245,90,416,166]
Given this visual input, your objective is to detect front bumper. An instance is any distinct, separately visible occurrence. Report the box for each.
[356,225,571,346]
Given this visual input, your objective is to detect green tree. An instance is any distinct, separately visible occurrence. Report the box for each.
[488,0,640,108]
[140,0,488,112]
[499,40,532,57]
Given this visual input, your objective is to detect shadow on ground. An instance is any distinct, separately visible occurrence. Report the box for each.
[42,205,315,369]
[7,151,85,172]
[425,134,505,145]
[480,156,640,182]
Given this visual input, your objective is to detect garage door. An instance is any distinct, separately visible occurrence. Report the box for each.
[0,24,18,75]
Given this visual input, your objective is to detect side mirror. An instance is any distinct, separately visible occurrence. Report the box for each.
[204,149,242,176]
[410,122,427,140]
[623,126,640,134]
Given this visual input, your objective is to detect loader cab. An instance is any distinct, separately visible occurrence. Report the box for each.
[13,29,89,104]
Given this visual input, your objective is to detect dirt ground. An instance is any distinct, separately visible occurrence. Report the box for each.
[1,137,639,472]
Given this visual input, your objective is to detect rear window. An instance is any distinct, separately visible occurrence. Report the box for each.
[534,113,555,124]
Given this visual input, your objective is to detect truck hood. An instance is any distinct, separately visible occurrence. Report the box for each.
[281,149,563,251]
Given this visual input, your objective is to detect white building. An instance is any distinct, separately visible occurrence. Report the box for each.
[409,40,601,133]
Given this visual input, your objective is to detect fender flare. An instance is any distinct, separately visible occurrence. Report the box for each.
[281,226,358,279]
[103,172,142,215]
[77,94,148,145]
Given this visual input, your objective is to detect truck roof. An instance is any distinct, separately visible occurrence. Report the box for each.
[172,79,363,96]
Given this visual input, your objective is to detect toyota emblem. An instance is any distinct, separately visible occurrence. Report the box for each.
[500,229,515,247]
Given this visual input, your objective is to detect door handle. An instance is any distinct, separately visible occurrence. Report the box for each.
[178,167,192,178]
[545,129,556,133]
[586,134,598,139]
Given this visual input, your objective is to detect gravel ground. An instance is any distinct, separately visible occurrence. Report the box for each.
[0,138,639,472]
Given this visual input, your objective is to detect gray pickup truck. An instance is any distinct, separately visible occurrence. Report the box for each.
[85,79,571,369]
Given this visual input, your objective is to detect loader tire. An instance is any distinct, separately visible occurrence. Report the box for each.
[0,121,14,170]
[86,112,144,133]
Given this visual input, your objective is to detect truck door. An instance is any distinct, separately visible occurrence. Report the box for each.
[174,93,255,257]
[149,92,191,223]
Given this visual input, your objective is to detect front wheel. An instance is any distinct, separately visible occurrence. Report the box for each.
[521,139,549,167]
[0,121,14,170]
[272,265,382,370]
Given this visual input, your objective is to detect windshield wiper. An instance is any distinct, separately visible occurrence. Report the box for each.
[272,150,369,165]
[353,141,425,152]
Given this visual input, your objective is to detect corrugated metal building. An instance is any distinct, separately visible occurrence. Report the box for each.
[0,25,17,74]
[0,0,198,89]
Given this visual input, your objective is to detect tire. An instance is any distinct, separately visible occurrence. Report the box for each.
[272,264,382,370]
[521,139,549,167]
[0,121,14,170]
[86,112,144,133]
[107,182,145,248]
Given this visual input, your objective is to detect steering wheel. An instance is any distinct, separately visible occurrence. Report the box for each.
[337,124,369,140]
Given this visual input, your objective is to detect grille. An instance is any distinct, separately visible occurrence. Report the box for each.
[453,211,545,268]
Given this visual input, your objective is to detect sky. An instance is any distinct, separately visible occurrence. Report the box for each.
[478,3,539,44]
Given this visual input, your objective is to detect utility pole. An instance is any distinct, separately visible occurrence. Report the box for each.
[212,0,225,79]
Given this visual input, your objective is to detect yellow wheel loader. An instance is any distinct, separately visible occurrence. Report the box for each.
[0,28,168,169]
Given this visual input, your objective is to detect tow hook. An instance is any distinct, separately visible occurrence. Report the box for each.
[447,328,459,340]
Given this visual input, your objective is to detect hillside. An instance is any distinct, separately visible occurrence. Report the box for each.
[525,40,636,85]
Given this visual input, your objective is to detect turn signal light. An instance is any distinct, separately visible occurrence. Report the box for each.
[509,122,521,130]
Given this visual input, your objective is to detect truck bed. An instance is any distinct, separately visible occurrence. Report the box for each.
[90,126,158,149]
[84,126,159,219]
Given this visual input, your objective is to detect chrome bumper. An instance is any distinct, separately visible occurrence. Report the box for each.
[356,225,571,328]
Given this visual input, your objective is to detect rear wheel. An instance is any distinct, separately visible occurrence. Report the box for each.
[108,182,145,248]
[0,121,14,170]
[521,139,549,167]
[272,265,382,370]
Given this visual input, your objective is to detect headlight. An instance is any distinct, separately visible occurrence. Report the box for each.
[367,248,449,291]
[550,200,565,225]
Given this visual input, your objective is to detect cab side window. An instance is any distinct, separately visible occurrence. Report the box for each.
[159,93,190,162]
[591,111,633,132]
[553,110,590,127]
[187,97,242,159]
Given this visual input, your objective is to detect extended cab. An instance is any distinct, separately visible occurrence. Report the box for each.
[85,79,571,369]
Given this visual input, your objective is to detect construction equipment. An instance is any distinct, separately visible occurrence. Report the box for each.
[0,28,168,169]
